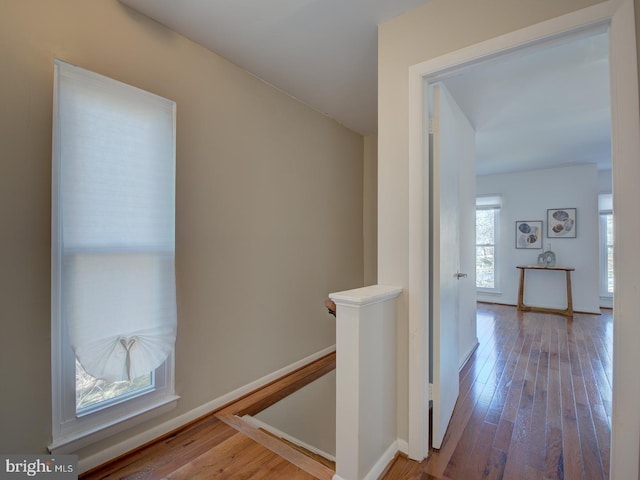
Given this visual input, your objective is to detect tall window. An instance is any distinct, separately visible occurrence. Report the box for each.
[51,60,178,452]
[599,194,614,297]
[476,196,501,292]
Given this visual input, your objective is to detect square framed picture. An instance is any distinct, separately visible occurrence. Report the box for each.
[547,208,576,238]
[516,221,543,249]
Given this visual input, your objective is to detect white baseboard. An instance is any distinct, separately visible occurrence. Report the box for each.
[397,438,409,455]
[363,441,401,480]
[241,414,336,462]
[459,339,479,371]
[334,440,403,480]
[79,345,336,473]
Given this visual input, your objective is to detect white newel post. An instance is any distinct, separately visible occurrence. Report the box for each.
[330,285,402,480]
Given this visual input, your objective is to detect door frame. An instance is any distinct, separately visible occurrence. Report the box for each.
[406,2,640,478]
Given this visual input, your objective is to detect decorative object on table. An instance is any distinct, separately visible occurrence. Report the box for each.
[537,250,556,267]
[547,208,576,238]
[515,220,543,249]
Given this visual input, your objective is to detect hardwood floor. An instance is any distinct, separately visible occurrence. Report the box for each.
[384,303,613,480]
[82,304,613,480]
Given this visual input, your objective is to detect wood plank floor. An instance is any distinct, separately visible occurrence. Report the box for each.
[82,303,613,480]
[384,303,613,480]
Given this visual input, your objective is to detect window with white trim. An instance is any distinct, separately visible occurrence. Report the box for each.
[599,194,614,297]
[50,60,178,453]
[476,196,501,292]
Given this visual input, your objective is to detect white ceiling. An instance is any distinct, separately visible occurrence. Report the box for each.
[119,0,429,136]
[120,1,611,176]
[442,30,611,176]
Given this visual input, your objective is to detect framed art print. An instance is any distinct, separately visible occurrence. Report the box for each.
[516,221,542,249]
[547,208,576,238]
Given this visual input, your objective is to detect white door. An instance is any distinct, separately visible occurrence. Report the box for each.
[430,83,475,449]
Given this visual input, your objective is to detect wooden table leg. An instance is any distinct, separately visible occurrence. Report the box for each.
[517,268,525,311]
[565,270,573,317]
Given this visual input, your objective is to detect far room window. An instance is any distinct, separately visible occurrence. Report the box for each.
[599,194,614,297]
[50,60,178,453]
[476,196,501,292]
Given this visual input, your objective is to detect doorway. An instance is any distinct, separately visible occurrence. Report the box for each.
[405,3,640,477]
[443,29,611,317]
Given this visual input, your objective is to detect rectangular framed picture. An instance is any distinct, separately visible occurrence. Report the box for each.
[516,221,543,249]
[547,208,576,238]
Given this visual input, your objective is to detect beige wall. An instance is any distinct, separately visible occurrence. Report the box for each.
[363,135,378,286]
[0,0,364,458]
[378,0,606,445]
[637,0,640,112]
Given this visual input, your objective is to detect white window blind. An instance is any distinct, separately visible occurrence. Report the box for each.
[54,60,177,383]
[476,195,501,208]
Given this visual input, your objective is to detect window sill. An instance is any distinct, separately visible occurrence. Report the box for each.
[49,395,179,454]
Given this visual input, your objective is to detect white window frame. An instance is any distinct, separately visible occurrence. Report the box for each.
[50,60,179,454]
[476,196,501,294]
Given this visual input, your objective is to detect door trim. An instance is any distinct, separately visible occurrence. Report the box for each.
[406,3,640,478]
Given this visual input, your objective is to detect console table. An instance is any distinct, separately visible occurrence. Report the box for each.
[516,265,575,317]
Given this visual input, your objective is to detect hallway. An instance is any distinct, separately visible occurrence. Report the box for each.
[81,303,612,479]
